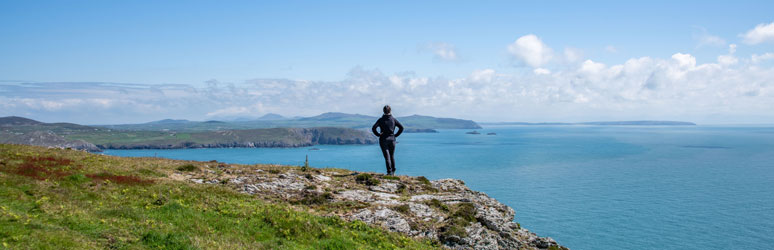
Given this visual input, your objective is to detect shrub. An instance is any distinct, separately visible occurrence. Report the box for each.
[396,183,407,193]
[393,204,410,214]
[425,199,449,212]
[416,176,431,186]
[450,203,477,224]
[438,202,478,244]
[355,173,380,186]
[295,192,333,205]
[176,164,197,172]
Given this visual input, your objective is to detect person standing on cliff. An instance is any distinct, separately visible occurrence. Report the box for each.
[372,105,404,176]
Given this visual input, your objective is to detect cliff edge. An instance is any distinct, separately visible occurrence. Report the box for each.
[175,162,567,249]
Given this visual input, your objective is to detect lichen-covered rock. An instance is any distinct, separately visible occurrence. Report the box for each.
[184,166,567,250]
[369,182,399,193]
[348,208,412,233]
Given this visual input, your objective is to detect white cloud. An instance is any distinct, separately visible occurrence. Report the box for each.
[206,103,264,118]
[507,34,553,67]
[470,69,496,82]
[752,53,774,64]
[580,60,605,73]
[425,42,459,61]
[717,44,738,66]
[563,47,583,63]
[533,68,551,75]
[693,27,726,48]
[672,53,696,68]
[605,45,618,53]
[742,22,774,44]
[697,35,726,47]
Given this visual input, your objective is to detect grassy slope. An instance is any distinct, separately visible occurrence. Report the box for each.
[0,144,438,249]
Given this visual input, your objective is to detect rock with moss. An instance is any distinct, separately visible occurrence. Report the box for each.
[175,162,568,249]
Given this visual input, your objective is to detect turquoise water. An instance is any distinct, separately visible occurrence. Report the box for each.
[103,126,774,250]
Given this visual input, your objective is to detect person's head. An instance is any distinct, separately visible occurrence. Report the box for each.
[383,105,391,115]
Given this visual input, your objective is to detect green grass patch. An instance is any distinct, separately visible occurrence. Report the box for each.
[381,175,400,180]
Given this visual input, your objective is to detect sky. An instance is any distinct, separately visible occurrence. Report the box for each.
[1,0,774,124]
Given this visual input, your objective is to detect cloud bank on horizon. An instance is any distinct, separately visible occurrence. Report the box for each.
[1,2,774,124]
[3,20,774,125]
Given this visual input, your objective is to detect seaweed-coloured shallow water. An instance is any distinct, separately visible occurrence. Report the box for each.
[105,125,774,250]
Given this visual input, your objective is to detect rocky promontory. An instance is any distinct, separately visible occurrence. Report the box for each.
[172,162,567,250]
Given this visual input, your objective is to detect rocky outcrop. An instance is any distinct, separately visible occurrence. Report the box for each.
[173,164,567,250]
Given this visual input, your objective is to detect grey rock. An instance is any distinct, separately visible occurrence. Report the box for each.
[369,182,399,193]
[349,208,411,233]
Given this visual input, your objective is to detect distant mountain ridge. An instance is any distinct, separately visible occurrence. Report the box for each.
[258,113,286,120]
[97,112,482,131]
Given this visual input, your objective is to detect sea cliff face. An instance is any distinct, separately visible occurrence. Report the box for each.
[175,163,567,250]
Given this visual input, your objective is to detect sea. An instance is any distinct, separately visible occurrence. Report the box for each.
[103,125,774,250]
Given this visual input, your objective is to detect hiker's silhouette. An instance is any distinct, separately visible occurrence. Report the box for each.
[371,105,403,175]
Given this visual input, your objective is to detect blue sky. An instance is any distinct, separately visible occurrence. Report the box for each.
[1,1,774,124]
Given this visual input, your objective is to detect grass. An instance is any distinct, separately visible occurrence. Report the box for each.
[0,144,439,249]
[381,175,400,180]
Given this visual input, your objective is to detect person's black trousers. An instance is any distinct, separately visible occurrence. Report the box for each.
[379,138,396,173]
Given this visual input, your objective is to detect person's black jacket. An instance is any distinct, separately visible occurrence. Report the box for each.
[372,114,403,140]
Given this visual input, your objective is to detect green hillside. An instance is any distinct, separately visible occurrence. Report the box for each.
[0,144,438,249]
